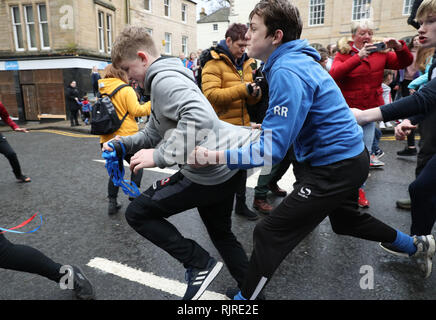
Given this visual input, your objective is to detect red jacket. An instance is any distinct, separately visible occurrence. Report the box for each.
[330,40,413,110]
[0,101,18,130]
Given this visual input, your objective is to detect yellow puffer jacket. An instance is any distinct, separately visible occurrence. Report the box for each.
[98,78,151,144]
[201,50,260,126]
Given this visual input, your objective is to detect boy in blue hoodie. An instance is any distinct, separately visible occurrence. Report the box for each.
[194,0,435,299]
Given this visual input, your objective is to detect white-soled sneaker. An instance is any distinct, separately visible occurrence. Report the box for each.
[182,257,223,300]
[411,235,435,278]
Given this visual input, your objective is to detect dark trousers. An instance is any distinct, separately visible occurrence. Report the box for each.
[410,154,436,235]
[70,109,79,126]
[0,133,23,179]
[255,148,293,199]
[125,170,249,287]
[0,233,63,282]
[241,150,398,299]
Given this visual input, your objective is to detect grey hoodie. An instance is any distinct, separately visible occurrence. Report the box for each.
[120,57,261,185]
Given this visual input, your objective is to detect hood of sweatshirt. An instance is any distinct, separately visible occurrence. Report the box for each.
[264,39,320,74]
[143,57,195,95]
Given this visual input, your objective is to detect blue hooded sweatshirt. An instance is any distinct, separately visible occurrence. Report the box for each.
[225,39,364,169]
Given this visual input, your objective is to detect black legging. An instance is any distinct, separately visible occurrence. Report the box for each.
[0,133,23,179]
[0,233,63,282]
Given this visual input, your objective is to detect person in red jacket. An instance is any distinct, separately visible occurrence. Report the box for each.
[329,19,413,208]
[0,101,31,183]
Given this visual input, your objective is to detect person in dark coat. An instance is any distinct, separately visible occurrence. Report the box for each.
[65,80,81,127]
[91,66,101,98]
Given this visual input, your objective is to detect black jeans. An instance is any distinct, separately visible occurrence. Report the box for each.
[0,133,23,179]
[241,150,398,299]
[70,109,79,126]
[410,154,436,235]
[125,170,249,287]
[0,233,63,282]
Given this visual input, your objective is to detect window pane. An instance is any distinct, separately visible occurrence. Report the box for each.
[12,6,21,23]
[16,25,24,49]
[39,4,47,21]
[25,6,34,22]
[41,23,49,47]
[28,23,36,48]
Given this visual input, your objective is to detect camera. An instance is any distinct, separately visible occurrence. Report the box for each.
[368,42,386,53]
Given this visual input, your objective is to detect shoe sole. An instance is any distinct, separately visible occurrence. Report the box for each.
[191,261,223,300]
[379,242,409,258]
[235,212,259,221]
[422,236,435,278]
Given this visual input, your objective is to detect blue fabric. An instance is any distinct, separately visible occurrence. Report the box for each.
[102,142,140,198]
[392,230,417,255]
[234,291,247,300]
[226,39,364,169]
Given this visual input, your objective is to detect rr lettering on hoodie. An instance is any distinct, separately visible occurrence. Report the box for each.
[273,105,288,117]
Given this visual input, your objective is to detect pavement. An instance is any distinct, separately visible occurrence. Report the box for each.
[0,119,96,135]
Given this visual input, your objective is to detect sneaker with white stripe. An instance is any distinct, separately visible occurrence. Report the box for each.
[182,257,223,300]
[411,235,435,279]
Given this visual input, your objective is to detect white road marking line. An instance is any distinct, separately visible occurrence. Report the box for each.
[87,257,228,300]
[93,159,295,193]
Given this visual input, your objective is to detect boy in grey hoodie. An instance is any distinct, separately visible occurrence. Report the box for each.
[104,25,263,300]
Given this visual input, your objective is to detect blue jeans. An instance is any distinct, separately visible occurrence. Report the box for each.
[362,122,375,153]
[372,126,382,154]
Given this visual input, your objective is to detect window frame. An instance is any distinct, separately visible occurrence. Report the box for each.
[164,32,172,55]
[97,11,105,53]
[106,13,113,53]
[164,0,171,17]
[23,4,37,51]
[403,0,413,15]
[308,0,325,26]
[352,0,372,21]
[181,3,187,22]
[37,3,50,50]
[182,36,188,56]
[144,0,151,12]
[11,5,25,52]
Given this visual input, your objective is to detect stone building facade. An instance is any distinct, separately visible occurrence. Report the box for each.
[0,0,197,121]
[228,0,418,48]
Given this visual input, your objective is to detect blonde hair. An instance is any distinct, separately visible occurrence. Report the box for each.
[415,47,436,72]
[111,25,159,68]
[102,64,129,83]
[417,0,436,21]
[351,19,374,35]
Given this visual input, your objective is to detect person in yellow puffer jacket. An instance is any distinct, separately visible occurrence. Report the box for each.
[98,64,151,215]
[201,23,262,221]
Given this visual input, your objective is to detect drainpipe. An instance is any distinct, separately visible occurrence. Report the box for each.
[126,0,130,24]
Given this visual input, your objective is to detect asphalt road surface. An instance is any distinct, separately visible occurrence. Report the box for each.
[0,129,435,300]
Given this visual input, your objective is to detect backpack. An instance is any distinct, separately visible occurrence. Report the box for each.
[90,84,130,135]
[197,47,215,91]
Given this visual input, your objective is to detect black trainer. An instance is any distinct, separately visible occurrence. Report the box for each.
[72,266,95,300]
[182,257,223,300]
[397,147,417,156]
[235,200,259,221]
[108,198,122,215]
